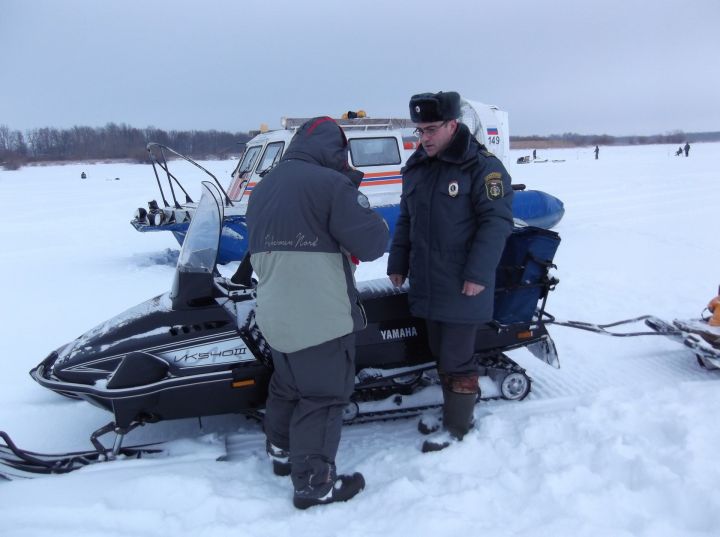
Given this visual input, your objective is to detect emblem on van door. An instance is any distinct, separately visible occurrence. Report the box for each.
[448,180,459,197]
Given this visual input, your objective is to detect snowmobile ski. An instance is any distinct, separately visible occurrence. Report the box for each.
[0,430,163,481]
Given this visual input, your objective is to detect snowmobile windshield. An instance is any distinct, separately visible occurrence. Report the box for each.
[176,182,224,273]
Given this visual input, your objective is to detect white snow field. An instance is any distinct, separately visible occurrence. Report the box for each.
[1,142,720,536]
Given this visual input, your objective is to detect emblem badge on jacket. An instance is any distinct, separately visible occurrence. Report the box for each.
[484,172,504,200]
[448,180,459,197]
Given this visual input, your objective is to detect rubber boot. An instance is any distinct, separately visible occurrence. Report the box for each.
[421,388,477,453]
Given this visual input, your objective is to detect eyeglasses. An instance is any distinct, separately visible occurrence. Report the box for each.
[413,121,448,138]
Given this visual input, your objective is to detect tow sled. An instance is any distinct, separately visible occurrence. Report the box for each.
[2,182,561,479]
[645,316,720,370]
[542,309,720,371]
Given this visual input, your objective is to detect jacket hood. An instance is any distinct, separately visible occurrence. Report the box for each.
[282,116,364,186]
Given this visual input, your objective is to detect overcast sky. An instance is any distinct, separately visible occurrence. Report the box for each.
[2,0,719,136]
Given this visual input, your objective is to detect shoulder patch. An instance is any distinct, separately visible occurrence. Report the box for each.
[484,172,504,200]
[357,193,370,209]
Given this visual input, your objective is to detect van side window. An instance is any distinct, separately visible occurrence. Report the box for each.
[256,142,285,175]
[348,137,401,167]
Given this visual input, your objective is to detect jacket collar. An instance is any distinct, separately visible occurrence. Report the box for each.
[404,123,476,171]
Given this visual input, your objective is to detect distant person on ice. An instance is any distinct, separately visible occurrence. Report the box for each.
[533,149,537,160]
[684,142,691,157]
[246,117,389,509]
[676,146,683,156]
[387,91,514,452]
[594,145,599,159]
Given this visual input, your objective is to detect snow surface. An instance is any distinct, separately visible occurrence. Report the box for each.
[1,144,720,536]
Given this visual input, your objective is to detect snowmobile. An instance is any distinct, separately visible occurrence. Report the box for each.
[6,182,561,476]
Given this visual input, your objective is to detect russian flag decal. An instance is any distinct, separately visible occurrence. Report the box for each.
[487,127,499,136]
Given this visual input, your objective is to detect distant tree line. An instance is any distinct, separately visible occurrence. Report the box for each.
[0,123,251,170]
[3,123,719,170]
[511,130,720,149]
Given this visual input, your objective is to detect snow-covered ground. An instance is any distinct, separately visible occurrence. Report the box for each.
[1,143,720,536]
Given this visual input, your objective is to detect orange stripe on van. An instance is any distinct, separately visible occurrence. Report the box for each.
[362,170,402,178]
[359,178,402,187]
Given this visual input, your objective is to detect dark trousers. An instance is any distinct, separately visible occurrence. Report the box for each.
[264,333,355,485]
[425,320,479,376]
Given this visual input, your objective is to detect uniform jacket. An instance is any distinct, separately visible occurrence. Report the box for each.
[387,123,514,323]
[246,117,389,353]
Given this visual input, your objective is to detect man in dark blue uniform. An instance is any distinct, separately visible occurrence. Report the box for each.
[387,91,514,452]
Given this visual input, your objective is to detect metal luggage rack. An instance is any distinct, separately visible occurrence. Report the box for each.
[280,117,415,131]
[146,143,235,209]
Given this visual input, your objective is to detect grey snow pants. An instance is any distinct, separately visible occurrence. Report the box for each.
[264,333,355,486]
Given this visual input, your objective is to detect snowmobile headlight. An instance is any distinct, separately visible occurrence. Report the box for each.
[134,207,148,223]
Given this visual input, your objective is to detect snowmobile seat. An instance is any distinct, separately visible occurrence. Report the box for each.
[357,278,406,302]
[493,226,560,324]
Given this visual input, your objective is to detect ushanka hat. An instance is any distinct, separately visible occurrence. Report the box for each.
[409,91,461,123]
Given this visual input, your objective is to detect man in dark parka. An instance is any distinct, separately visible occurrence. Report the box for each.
[247,117,388,508]
[387,91,514,452]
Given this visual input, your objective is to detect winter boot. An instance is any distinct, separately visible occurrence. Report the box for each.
[421,385,477,453]
[417,409,442,435]
[292,459,365,510]
[266,440,291,477]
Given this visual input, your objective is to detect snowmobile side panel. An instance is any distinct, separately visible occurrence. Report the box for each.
[33,361,272,428]
[47,293,246,385]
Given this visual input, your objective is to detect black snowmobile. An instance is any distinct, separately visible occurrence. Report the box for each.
[7,182,560,475]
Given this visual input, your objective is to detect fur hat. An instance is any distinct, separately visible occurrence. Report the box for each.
[409,91,461,123]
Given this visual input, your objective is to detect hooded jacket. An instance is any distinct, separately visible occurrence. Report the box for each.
[246,117,389,353]
[387,123,514,323]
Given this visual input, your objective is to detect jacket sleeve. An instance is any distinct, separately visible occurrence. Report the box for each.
[386,189,411,276]
[462,158,514,286]
[328,178,389,262]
